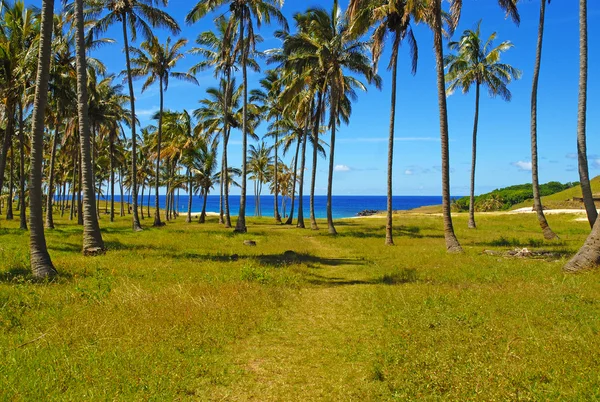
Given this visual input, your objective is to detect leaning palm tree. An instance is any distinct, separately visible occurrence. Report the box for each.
[29,0,57,278]
[130,36,198,227]
[348,0,418,245]
[529,0,558,240]
[575,0,596,228]
[410,0,520,252]
[187,0,288,233]
[88,0,180,231]
[444,21,521,229]
[73,0,105,252]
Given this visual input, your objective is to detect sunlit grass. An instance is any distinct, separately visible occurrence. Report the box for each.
[1,207,599,400]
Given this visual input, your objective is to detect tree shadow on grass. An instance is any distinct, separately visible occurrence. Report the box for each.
[337,225,443,240]
[170,250,366,269]
[304,268,419,287]
[103,239,160,252]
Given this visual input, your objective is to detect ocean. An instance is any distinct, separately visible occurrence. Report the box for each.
[93,194,444,219]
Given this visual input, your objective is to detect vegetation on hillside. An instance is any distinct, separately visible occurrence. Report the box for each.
[453,181,579,212]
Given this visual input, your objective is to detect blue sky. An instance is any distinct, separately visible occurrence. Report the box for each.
[51,0,600,196]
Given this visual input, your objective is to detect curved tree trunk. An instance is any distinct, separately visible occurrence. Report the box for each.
[140,185,145,219]
[285,135,301,225]
[326,102,337,235]
[297,126,308,229]
[433,0,463,253]
[531,0,558,240]
[18,101,27,230]
[75,0,105,253]
[29,0,57,278]
[45,124,60,229]
[310,93,323,230]
[77,148,83,226]
[154,77,165,227]
[576,0,596,228]
[386,50,399,245]
[70,154,76,221]
[468,83,481,229]
[219,166,224,224]
[122,17,142,231]
[235,12,248,233]
[119,168,125,217]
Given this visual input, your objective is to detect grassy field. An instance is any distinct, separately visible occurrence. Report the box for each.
[1,208,600,400]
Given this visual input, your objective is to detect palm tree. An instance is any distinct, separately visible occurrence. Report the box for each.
[73,0,105,253]
[130,36,198,227]
[88,0,180,231]
[191,138,220,223]
[29,0,57,278]
[575,0,596,228]
[529,0,558,240]
[187,0,288,234]
[348,0,417,245]
[248,142,273,217]
[188,16,239,227]
[444,21,521,229]
[194,78,243,227]
[250,70,284,223]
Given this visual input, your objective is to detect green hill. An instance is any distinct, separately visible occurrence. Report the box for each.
[453,181,579,212]
[511,175,600,210]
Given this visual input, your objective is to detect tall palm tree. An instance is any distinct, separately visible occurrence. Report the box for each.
[88,0,180,231]
[73,0,105,253]
[348,0,418,245]
[575,0,595,228]
[250,70,283,223]
[187,0,288,233]
[29,0,57,278]
[130,36,198,227]
[529,0,558,240]
[444,21,521,229]
[188,16,239,227]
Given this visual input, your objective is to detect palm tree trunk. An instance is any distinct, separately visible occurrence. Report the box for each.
[326,103,337,235]
[200,189,208,223]
[70,153,76,220]
[110,131,115,222]
[433,0,462,253]
[18,101,27,230]
[61,180,66,217]
[77,141,83,226]
[45,124,60,229]
[297,126,308,229]
[146,184,150,218]
[235,11,248,233]
[386,51,399,245]
[531,0,558,240]
[0,101,15,194]
[274,121,281,223]
[7,142,14,220]
[285,135,301,225]
[576,0,596,228]
[122,17,142,231]
[154,77,165,227]
[310,92,323,230]
[186,168,192,223]
[119,168,125,217]
[468,83,481,229]
[222,71,232,227]
[29,0,56,278]
[140,184,145,219]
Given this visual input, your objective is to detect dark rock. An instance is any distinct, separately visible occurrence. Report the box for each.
[243,240,257,247]
[356,209,379,217]
[230,254,239,261]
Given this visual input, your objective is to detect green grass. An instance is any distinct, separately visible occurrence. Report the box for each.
[1,208,600,400]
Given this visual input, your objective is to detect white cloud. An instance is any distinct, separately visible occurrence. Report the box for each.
[137,107,159,117]
[334,164,351,172]
[404,169,413,175]
[512,161,532,171]
[592,159,600,169]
